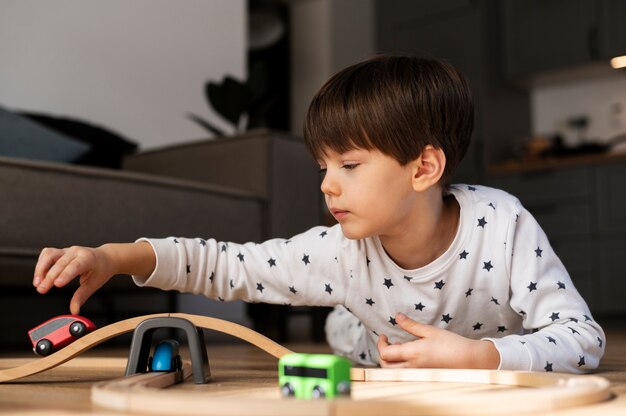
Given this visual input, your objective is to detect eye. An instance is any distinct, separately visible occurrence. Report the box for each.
[342,163,359,170]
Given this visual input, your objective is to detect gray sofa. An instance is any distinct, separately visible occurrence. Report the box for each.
[0,130,321,348]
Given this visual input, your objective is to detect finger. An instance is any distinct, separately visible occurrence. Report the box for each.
[380,359,409,369]
[377,334,390,352]
[396,312,436,338]
[37,253,76,293]
[53,259,86,288]
[69,277,101,315]
[33,248,64,287]
[378,342,410,363]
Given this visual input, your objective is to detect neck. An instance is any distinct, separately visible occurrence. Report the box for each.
[379,188,459,270]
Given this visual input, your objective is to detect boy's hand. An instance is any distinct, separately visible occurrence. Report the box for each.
[33,246,115,315]
[377,313,500,369]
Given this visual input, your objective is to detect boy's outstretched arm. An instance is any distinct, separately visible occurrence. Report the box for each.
[377,313,500,369]
[33,242,156,314]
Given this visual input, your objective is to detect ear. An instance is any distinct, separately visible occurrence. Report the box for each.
[410,145,446,192]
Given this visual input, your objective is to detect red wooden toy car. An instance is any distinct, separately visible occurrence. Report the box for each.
[28,315,96,356]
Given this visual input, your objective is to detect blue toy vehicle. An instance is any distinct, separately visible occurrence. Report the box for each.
[148,339,182,372]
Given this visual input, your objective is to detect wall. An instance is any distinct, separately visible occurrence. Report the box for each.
[289,0,375,136]
[531,72,626,148]
[0,0,246,150]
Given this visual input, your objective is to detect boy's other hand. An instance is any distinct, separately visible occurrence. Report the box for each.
[33,246,115,315]
[377,313,500,369]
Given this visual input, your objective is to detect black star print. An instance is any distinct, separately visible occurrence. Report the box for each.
[527,282,537,292]
[285,240,292,244]
[568,327,580,335]
[441,314,452,324]
[490,297,500,306]
[570,317,579,323]
[519,310,527,316]
[598,337,603,348]
[173,238,179,244]
[404,275,413,282]
[465,288,473,297]
[267,258,277,267]
[383,278,394,289]
[325,283,333,294]
[544,362,553,372]
[535,247,543,257]
[366,257,371,266]
[221,244,227,252]
[550,312,560,322]
[483,261,493,272]
[557,281,566,289]
[578,356,585,367]
[389,317,397,326]
[365,298,375,306]
[434,280,445,290]
[414,302,425,311]
[302,254,310,265]
[320,231,327,238]
[359,352,366,360]
[237,252,245,262]
[459,250,469,260]
[256,283,265,293]
[229,279,234,289]
[584,314,592,322]
[186,264,191,274]
[289,286,297,294]
[547,336,557,345]
[489,202,496,210]
[497,325,507,332]
[209,272,214,283]
[477,217,487,228]
[468,185,477,191]
[199,239,206,246]
[473,322,483,330]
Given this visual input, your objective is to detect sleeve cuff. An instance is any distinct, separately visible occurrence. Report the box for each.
[482,336,532,371]
[131,237,179,289]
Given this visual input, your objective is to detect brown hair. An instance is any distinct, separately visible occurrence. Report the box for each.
[303,55,474,185]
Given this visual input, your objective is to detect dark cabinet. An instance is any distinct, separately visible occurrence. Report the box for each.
[487,159,626,314]
[501,0,626,79]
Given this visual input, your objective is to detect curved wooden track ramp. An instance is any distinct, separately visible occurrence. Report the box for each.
[92,365,611,415]
[0,313,292,383]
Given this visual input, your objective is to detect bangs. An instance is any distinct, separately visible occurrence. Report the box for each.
[302,56,425,164]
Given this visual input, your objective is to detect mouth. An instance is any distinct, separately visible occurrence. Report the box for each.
[330,208,350,220]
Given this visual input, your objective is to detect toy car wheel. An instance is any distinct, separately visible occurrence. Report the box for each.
[35,339,53,356]
[280,382,295,397]
[337,381,351,395]
[312,385,325,399]
[69,321,87,338]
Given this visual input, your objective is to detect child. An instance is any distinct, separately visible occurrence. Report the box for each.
[33,55,604,373]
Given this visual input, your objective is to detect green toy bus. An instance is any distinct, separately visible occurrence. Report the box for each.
[278,353,351,399]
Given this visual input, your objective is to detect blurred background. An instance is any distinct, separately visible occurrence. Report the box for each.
[1,0,624,350]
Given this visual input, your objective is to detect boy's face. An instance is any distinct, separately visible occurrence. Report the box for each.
[318,147,418,240]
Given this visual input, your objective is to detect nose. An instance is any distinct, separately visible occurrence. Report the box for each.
[320,170,340,197]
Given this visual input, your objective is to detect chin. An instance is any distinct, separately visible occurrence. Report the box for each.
[339,224,373,240]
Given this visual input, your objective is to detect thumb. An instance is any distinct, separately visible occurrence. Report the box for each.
[395,313,434,338]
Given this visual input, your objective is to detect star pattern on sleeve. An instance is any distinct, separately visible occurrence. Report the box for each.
[389,317,397,326]
[414,302,425,311]
[477,217,487,228]
[483,261,493,272]
[434,280,445,290]
[527,282,537,292]
[550,312,560,322]
[267,258,277,267]
[441,313,452,324]
[237,252,245,262]
[473,322,483,330]
[325,283,333,294]
[544,362,553,372]
[383,278,394,289]
[302,254,310,265]
[289,286,297,294]
[459,250,469,259]
[256,282,265,293]
[320,231,328,238]
[535,247,543,257]
[465,288,473,297]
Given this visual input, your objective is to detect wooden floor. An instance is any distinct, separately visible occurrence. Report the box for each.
[0,324,624,415]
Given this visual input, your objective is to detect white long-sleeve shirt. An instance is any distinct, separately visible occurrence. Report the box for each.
[133,184,605,373]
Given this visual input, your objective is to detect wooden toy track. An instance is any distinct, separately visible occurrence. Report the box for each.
[0,313,292,383]
[0,313,613,415]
